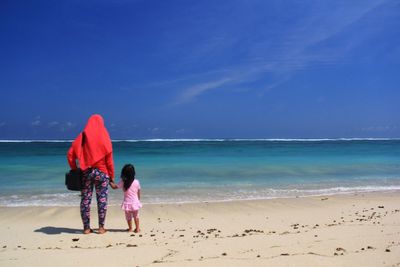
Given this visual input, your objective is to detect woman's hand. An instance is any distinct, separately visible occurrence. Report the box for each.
[109,181,118,190]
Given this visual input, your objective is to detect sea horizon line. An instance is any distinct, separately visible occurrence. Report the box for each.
[0,137,399,143]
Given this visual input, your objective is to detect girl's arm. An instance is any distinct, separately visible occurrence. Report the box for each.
[138,189,141,200]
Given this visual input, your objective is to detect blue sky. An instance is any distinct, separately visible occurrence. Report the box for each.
[0,0,399,139]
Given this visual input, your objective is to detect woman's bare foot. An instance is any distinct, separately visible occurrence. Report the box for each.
[98,227,107,234]
[83,228,93,234]
[134,228,140,233]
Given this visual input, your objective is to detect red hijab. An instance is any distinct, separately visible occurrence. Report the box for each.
[71,114,112,170]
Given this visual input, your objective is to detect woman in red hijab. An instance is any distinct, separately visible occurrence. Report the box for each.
[67,114,114,234]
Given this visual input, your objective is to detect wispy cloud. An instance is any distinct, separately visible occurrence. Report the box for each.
[170,0,391,104]
[361,125,398,132]
[60,122,76,132]
[31,116,41,126]
[148,127,160,133]
[175,128,188,134]
[47,121,76,132]
[174,77,232,104]
[47,121,60,128]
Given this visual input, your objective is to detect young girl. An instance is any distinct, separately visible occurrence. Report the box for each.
[110,164,142,232]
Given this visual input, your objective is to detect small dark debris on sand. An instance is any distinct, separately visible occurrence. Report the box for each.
[280,253,290,256]
[72,238,79,242]
[335,247,345,255]
[126,244,137,247]
[244,229,264,234]
[385,248,391,252]
[222,252,227,256]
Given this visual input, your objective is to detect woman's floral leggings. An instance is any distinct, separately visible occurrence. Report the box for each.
[80,168,109,230]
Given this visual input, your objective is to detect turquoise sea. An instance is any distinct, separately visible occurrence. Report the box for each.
[0,139,399,206]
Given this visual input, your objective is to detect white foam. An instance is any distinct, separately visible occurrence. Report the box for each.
[229,138,400,142]
[114,138,400,142]
[1,138,399,143]
[113,139,226,142]
[2,185,400,207]
[0,140,73,143]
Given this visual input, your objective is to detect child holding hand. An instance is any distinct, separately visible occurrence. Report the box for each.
[110,164,142,232]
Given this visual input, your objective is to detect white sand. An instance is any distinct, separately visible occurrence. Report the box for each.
[1,192,399,266]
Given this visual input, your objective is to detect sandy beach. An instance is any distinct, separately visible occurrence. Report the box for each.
[1,192,399,267]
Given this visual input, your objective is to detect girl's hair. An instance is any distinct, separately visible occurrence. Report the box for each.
[121,164,135,191]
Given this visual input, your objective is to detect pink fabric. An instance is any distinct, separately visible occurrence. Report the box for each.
[117,179,142,211]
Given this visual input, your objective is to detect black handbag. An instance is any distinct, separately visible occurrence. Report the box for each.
[65,168,83,191]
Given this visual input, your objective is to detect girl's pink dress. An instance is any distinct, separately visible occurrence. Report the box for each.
[117,179,142,211]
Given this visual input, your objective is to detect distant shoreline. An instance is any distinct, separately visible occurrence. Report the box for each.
[2,187,400,208]
[1,138,399,143]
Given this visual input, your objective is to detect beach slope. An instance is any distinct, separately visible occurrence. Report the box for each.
[1,192,399,266]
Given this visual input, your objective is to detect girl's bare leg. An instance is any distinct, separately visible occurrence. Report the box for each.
[127,219,133,232]
[133,210,140,232]
[134,217,140,233]
[125,211,133,231]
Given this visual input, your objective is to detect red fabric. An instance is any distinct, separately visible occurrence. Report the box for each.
[67,114,114,179]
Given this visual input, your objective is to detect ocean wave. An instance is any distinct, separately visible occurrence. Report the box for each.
[112,138,400,142]
[0,193,81,207]
[0,140,73,143]
[1,138,399,143]
[1,185,400,207]
[114,139,227,142]
[230,138,400,142]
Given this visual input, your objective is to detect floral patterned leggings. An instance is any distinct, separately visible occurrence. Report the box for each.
[80,168,109,230]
